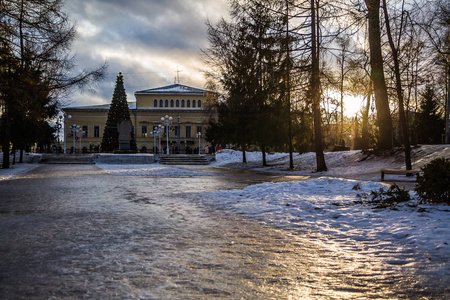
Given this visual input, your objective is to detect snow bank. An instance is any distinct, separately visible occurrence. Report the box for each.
[212,149,288,166]
[200,177,450,275]
[0,163,40,181]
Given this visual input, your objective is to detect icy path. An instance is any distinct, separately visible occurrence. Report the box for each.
[0,164,448,298]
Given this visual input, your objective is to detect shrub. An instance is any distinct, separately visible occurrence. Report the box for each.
[416,158,450,204]
[356,184,411,209]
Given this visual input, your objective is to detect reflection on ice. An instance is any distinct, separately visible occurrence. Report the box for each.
[97,163,214,176]
[0,164,448,299]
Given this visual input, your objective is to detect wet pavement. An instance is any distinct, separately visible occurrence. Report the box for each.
[0,164,447,299]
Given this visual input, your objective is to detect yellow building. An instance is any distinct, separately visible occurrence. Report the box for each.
[62,84,217,153]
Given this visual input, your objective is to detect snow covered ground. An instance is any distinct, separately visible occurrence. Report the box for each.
[213,144,450,182]
[1,146,449,282]
[96,145,449,282]
[200,177,449,280]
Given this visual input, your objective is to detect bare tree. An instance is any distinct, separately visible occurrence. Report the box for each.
[1,0,107,168]
[382,0,412,169]
[364,0,393,150]
[311,0,327,171]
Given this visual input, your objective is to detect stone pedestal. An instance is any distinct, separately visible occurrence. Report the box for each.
[115,120,135,153]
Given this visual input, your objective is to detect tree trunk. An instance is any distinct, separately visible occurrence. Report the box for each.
[242,142,247,163]
[361,88,373,150]
[262,144,267,166]
[12,145,16,165]
[311,0,327,171]
[382,0,412,170]
[285,0,294,170]
[365,0,393,150]
[446,66,450,144]
[2,103,11,169]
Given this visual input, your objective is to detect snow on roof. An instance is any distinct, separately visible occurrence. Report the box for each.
[62,102,136,111]
[135,84,207,95]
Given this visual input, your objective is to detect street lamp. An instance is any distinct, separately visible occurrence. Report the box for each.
[71,124,77,153]
[55,114,63,153]
[65,115,71,153]
[150,125,162,154]
[151,130,157,153]
[198,131,201,155]
[177,115,181,153]
[77,125,82,154]
[161,115,172,154]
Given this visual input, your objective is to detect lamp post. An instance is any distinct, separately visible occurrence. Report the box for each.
[151,130,156,153]
[65,115,71,153]
[55,115,63,153]
[177,115,181,153]
[158,124,162,154]
[161,115,172,154]
[77,125,82,154]
[71,124,77,153]
[198,132,201,155]
[151,125,162,154]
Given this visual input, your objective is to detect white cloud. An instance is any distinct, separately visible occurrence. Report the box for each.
[63,0,229,107]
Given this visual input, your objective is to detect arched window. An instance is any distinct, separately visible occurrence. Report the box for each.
[198,100,202,107]
[192,100,196,108]
[181,99,185,107]
[159,99,163,107]
[154,99,158,107]
[187,100,191,108]
[176,100,180,107]
[170,99,174,107]
[165,99,169,107]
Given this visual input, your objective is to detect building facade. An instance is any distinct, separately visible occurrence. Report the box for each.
[62,84,217,153]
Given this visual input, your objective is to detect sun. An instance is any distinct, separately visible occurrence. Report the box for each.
[325,90,367,118]
[343,93,366,117]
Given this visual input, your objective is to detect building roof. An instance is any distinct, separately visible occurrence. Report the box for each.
[62,102,136,111]
[135,84,208,96]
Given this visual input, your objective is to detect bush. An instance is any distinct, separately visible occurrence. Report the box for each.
[355,184,411,209]
[416,158,450,204]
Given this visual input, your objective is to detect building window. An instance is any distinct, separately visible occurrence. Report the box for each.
[170,99,174,107]
[187,100,191,108]
[192,100,196,108]
[198,100,202,107]
[159,99,163,107]
[141,125,148,137]
[165,99,169,107]
[185,126,191,138]
[176,100,179,107]
[94,126,100,138]
[154,99,158,107]
[82,125,88,137]
[181,99,185,107]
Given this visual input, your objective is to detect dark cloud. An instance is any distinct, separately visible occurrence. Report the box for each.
[63,0,228,107]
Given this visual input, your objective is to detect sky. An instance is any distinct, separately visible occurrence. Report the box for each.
[63,0,229,108]
[62,0,365,117]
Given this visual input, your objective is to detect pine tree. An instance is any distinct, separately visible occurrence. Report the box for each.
[414,86,445,144]
[101,72,135,152]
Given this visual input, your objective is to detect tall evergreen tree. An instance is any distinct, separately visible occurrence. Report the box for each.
[414,86,445,144]
[101,72,135,152]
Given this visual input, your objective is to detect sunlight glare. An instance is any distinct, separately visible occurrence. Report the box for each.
[343,94,365,118]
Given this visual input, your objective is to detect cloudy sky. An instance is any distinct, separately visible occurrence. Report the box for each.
[63,0,229,107]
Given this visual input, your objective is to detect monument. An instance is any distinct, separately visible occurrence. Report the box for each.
[116,120,135,153]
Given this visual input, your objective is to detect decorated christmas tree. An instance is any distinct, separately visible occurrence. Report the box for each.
[101,72,136,152]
